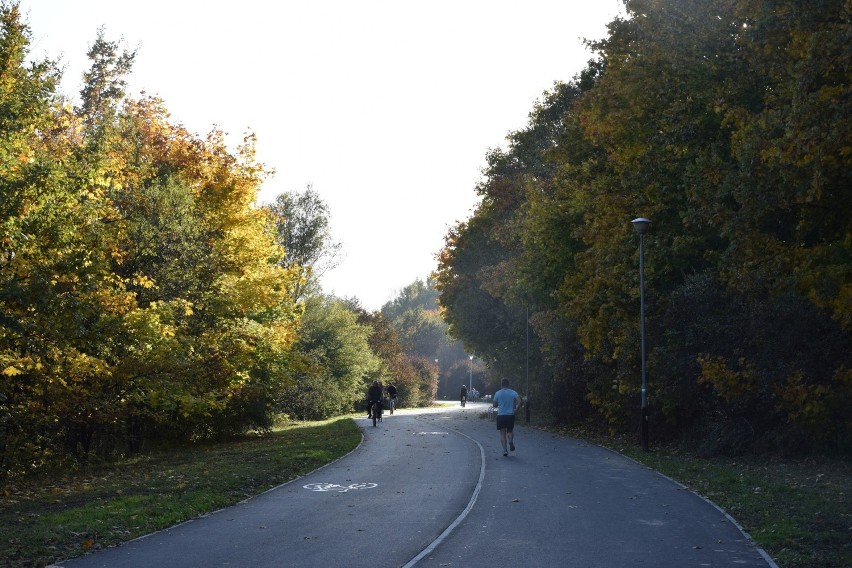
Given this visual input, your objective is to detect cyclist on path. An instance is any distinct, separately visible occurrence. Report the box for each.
[367,380,383,419]
[386,383,398,410]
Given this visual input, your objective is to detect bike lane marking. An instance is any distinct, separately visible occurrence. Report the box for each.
[402,422,486,568]
[52,411,480,568]
[302,482,377,493]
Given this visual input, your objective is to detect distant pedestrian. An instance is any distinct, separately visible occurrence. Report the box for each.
[493,377,521,456]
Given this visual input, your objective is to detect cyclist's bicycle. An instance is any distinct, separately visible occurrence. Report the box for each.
[388,396,396,415]
[461,395,467,407]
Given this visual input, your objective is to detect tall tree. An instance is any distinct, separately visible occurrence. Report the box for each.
[265,185,342,299]
[0,3,135,469]
[1,13,305,476]
[381,278,439,320]
[76,28,135,129]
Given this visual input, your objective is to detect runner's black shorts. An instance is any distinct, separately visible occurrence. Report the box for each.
[495,414,515,432]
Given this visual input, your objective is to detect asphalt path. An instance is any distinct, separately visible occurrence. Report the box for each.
[56,403,777,568]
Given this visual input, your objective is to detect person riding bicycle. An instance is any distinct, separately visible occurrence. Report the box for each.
[386,383,397,406]
[460,384,468,406]
[367,380,383,419]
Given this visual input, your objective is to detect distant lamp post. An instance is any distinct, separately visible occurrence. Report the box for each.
[632,217,651,452]
[469,355,473,392]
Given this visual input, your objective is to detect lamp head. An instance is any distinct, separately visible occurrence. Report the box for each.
[631,217,651,235]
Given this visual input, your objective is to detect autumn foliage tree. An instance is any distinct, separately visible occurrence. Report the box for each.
[0,5,302,478]
[435,0,851,454]
[356,308,436,409]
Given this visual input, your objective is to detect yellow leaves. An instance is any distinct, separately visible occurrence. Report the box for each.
[233,370,251,388]
[91,287,136,315]
[777,370,828,420]
[174,393,223,419]
[2,357,45,376]
[774,369,851,437]
[131,274,157,289]
[697,355,758,403]
[177,299,195,317]
[80,187,105,201]
[215,253,300,322]
[63,351,111,380]
[122,302,190,349]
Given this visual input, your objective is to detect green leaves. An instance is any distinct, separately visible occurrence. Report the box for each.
[436,0,851,453]
[279,296,379,420]
[0,11,302,477]
[76,28,136,129]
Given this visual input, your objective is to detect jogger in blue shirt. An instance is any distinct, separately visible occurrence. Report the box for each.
[493,378,521,456]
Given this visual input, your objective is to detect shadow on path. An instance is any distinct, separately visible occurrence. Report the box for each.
[55,403,777,568]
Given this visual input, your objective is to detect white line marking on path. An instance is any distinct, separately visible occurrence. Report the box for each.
[402,425,486,568]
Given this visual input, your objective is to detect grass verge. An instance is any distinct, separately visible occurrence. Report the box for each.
[536,424,851,568]
[0,417,361,568]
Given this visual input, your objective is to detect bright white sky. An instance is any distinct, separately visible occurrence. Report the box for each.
[21,0,624,311]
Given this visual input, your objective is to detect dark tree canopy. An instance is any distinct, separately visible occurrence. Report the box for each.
[435,0,851,455]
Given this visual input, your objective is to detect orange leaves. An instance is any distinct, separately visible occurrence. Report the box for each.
[0,13,305,474]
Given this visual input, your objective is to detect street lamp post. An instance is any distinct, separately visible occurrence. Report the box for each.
[434,359,440,398]
[632,217,651,452]
[525,307,530,424]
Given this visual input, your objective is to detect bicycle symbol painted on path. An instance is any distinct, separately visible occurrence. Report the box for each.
[303,482,378,493]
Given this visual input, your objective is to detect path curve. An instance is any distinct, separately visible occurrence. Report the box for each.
[55,402,777,568]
